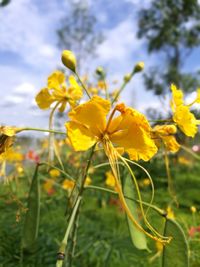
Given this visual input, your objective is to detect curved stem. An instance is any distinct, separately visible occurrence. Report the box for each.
[75,72,91,99]
[85,185,166,216]
[48,102,61,164]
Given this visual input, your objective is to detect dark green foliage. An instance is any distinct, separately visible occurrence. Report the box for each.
[137,0,200,94]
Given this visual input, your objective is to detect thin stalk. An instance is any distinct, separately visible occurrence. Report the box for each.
[39,162,75,181]
[57,145,96,267]
[181,145,200,160]
[75,72,91,99]
[103,79,109,100]
[111,80,127,104]
[68,144,96,208]
[164,150,178,206]
[48,102,61,164]
[21,127,66,135]
[85,184,166,216]
[56,196,82,267]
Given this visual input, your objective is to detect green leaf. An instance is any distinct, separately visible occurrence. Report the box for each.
[162,218,189,267]
[123,175,148,250]
[22,164,40,252]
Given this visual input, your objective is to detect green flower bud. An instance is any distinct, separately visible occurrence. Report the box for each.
[133,61,144,73]
[123,73,132,83]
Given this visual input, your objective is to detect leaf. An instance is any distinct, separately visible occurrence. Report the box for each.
[22,164,40,252]
[123,174,148,250]
[162,218,189,267]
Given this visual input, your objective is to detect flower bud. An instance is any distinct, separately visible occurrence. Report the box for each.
[123,73,132,83]
[133,61,144,73]
[61,50,76,72]
[96,66,106,78]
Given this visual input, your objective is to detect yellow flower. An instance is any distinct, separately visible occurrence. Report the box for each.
[105,171,116,187]
[35,71,82,112]
[152,125,180,153]
[173,106,198,137]
[178,156,191,166]
[4,149,24,162]
[66,96,157,161]
[85,176,92,186]
[62,179,75,191]
[97,80,106,90]
[170,84,199,137]
[141,178,151,187]
[166,206,175,219]
[43,179,55,194]
[190,206,197,213]
[49,169,60,178]
[0,126,21,155]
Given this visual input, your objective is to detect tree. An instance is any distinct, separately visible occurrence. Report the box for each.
[57,0,104,70]
[0,0,11,7]
[137,0,200,95]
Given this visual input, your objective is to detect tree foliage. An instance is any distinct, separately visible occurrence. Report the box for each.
[138,0,200,95]
[57,0,103,70]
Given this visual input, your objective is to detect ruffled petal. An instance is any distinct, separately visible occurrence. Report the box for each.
[68,96,111,138]
[35,88,55,109]
[109,108,157,161]
[173,106,198,137]
[162,135,180,153]
[170,84,184,112]
[47,71,65,90]
[68,76,83,101]
[65,121,97,151]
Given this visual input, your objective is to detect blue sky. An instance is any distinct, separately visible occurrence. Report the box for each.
[0,0,199,130]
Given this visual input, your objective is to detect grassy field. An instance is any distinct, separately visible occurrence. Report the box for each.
[0,150,200,267]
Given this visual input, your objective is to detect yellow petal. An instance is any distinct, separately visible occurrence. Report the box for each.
[35,88,54,109]
[196,88,200,103]
[68,96,111,138]
[162,135,180,153]
[65,121,97,151]
[47,71,65,90]
[68,76,83,101]
[62,179,75,190]
[173,106,198,137]
[170,84,184,111]
[110,108,157,161]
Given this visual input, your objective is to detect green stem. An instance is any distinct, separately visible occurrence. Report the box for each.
[48,102,61,164]
[56,196,82,267]
[21,127,66,135]
[57,145,96,267]
[103,79,109,100]
[39,162,75,181]
[85,185,166,216]
[181,145,200,160]
[111,80,127,104]
[75,72,91,99]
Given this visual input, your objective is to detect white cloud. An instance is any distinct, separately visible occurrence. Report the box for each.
[13,82,36,96]
[0,0,63,68]
[97,19,143,67]
[3,95,24,105]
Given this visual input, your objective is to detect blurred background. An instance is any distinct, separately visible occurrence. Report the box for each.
[1,0,200,129]
[1,2,200,267]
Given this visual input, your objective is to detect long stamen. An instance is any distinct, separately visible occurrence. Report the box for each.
[103,140,171,244]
